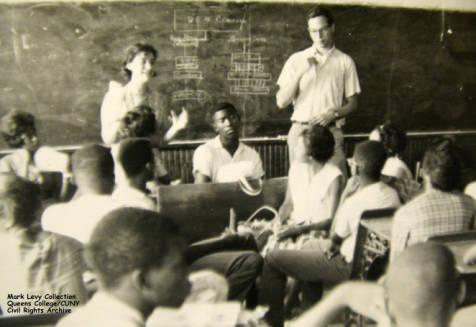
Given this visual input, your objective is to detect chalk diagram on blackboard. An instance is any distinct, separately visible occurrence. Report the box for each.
[228,51,271,95]
[171,8,271,102]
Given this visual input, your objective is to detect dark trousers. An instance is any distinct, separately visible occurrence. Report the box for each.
[187,234,263,302]
[259,238,352,327]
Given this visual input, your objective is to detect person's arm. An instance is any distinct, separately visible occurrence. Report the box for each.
[276,56,313,109]
[194,172,212,184]
[100,83,125,145]
[278,182,293,224]
[290,281,387,327]
[310,94,359,126]
[192,144,213,184]
[390,209,410,262]
[463,243,476,265]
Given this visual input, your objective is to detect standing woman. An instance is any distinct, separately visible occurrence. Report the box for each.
[100,43,188,145]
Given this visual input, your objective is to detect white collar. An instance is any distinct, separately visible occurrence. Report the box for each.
[212,136,244,157]
[91,291,144,325]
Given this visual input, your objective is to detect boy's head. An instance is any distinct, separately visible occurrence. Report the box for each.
[86,207,190,315]
[351,141,387,181]
[385,242,464,326]
[212,102,241,143]
[117,138,154,188]
[72,144,115,195]
[422,137,461,192]
[0,110,39,151]
[0,173,41,228]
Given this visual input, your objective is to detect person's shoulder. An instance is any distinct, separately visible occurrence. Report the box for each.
[458,192,476,211]
[240,141,258,153]
[324,161,343,177]
[286,46,313,62]
[240,141,262,160]
[103,80,126,98]
[194,138,216,157]
[108,80,125,91]
[396,190,429,215]
[332,48,357,65]
[56,305,103,327]
[43,230,83,248]
[42,201,69,223]
[333,48,353,59]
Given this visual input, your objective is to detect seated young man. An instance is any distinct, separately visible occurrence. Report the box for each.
[57,207,191,326]
[0,110,70,196]
[260,141,401,327]
[391,138,476,261]
[0,174,87,313]
[41,144,121,243]
[291,242,465,327]
[193,102,264,183]
[112,138,157,210]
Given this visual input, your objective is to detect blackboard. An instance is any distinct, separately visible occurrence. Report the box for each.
[0,1,475,148]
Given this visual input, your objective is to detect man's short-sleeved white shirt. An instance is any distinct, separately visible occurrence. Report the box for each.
[112,185,156,211]
[277,46,361,123]
[41,194,122,244]
[334,181,400,263]
[193,136,264,183]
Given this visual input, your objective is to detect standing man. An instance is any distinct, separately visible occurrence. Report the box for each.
[276,6,361,176]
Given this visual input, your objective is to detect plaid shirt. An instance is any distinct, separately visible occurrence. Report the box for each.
[391,189,476,261]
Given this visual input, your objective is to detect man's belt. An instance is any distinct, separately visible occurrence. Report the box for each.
[292,120,336,127]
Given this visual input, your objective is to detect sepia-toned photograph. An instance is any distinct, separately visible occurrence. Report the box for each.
[0,0,475,326]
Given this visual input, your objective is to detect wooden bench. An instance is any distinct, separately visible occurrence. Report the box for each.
[156,177,287,243]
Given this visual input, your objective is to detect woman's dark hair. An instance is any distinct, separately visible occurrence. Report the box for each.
[118,105,156,140]
[374,121,407,157]
[122,43,158,81]
[303,125,335,163]
[422,137,461,192]
[0,110,36,148]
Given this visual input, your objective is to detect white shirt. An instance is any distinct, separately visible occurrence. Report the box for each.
[100,81,166,145]
[57,291,144,327]
[277,46,361,123]
[0,147,69,183]
[334,182,400,262]
[381,156,413,180]
[41,194,122,243]
[289,161,342,224]
[465,181,476,201]
[193,136,264,183]
[112,185,156,211]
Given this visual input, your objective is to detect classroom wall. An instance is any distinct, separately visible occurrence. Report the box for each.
[0,1,475,148]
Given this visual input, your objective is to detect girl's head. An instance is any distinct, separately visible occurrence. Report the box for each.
[0,110,39,152]
[369,121,407,157]
[123,43,158,82]
[295,125,335,163]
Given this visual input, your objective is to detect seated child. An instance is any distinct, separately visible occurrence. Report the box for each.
[368,121,420,202]
[0,174,87,314]
[0,110,71,198]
